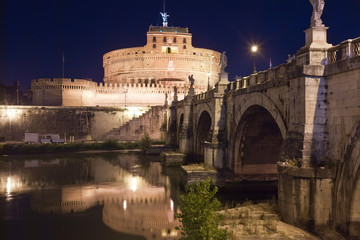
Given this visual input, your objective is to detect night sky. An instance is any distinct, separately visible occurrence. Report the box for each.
[2,0,360,89]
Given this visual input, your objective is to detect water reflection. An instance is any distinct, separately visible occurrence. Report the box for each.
[0,153,180,240]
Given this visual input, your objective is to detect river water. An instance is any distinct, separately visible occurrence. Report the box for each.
[0,152,277,240]
[0,152,185,240]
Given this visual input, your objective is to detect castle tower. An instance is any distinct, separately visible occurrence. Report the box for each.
[32,14,223,107]
[103,25,221,92]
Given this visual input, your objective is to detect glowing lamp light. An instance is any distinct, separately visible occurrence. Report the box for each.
[251,45,258,74]
[6,177,12,195]
[6,109,17,119]
[130,177,137,192]
[251,45,258,53]
[170,199,174,211]
[123,200,127,210]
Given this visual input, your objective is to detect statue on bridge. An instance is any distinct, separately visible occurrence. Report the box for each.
[188,75,195,88]
[309,0,325,27]
[188,75,195,96]
[219,51,227,73]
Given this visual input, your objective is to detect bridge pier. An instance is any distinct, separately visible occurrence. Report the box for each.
[278,26,336,231]
[278,164,336,229]
[178,97,194,155]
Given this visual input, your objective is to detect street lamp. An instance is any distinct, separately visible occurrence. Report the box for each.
[251,45,258,74]
[207,73,211,90]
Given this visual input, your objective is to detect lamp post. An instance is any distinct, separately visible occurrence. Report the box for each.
[251,45,258,74]
[207,73,211,90]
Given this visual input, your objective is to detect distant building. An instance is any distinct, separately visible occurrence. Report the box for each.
[31,25,221,107]
[0,81,31,105]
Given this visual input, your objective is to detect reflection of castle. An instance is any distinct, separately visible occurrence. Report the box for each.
[4,156,180,240]
[31,16,221,107]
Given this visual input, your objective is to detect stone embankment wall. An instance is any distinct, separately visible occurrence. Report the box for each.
[0,105,164,142]
[101,106,167,141]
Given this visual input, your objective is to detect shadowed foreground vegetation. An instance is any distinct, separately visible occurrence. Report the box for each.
[0,139,165,155]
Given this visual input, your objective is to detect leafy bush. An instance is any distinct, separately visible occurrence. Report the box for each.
[139,132,151,154]
[176,178,228,240]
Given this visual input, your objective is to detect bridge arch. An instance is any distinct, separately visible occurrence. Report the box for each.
[233,105,284,175]
[234,92,287,139]
[334,122,360,238]
[195,103,213,128]
[194,110,212,162]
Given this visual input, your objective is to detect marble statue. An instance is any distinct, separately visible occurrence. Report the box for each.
[219,51,227,72]
[188,75,194,88]
[309,0,325,27]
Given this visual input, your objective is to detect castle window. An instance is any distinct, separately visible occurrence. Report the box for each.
[183,45,186,49]
[163,37,166,42]
[193,52,196,55]
[142,51,145,54]
[183,38,186,43]
[152,36,156,42]
[167,47,171,54]
[173,37,177,43]
[153,44,156,48]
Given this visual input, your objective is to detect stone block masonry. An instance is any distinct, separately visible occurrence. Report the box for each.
[0,105,164,142]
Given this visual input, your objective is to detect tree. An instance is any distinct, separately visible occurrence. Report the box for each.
[176,178,228,240]
[0,83,8,105]
[139,131,151,154]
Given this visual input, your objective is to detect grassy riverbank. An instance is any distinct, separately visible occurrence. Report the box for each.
[0,140,165,155]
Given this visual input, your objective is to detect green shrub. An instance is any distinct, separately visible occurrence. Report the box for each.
[102,140,119,150]
[176,178,228,240]
[139,132,151,154]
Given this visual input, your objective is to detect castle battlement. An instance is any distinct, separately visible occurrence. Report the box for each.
[97,81,189,89]
[32,78,97,88]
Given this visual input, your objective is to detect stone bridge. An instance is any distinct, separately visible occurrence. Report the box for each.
[168,27,360,237]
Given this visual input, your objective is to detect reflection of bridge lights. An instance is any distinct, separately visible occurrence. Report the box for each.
[170,199,174,211]
[130,177,137,192]
[7,177,12,195]
[123,200,127,210]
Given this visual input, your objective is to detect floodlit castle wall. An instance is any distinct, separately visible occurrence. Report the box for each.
[103,26,221,89]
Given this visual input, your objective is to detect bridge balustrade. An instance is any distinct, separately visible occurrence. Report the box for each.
[352,37,360,57]
[328,37,360,64]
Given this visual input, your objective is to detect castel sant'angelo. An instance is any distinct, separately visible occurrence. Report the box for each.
[31,12,222,107]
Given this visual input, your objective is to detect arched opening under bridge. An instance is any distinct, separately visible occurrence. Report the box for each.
[195,111,211,162]
[234,105,283,177]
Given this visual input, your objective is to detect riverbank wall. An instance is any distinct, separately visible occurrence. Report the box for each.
[0,105,166,142]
